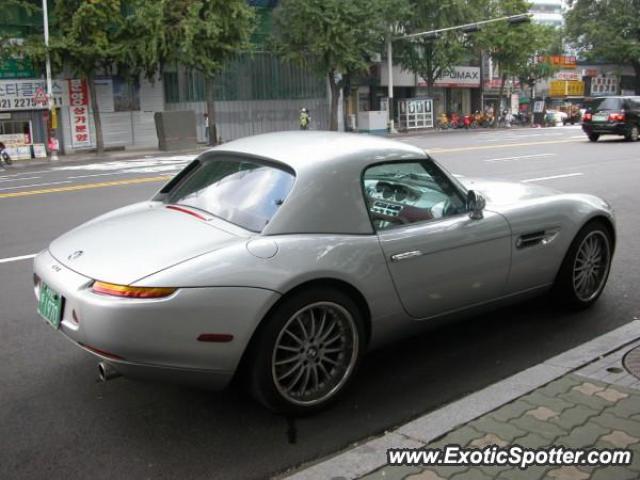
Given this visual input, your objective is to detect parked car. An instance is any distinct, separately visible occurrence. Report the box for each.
[582,96,640,142]
[545,109,568,126]
[33,132,616,414]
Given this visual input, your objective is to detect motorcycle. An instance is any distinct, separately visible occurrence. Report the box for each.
[0,142,12,167]
[436,112,449,130]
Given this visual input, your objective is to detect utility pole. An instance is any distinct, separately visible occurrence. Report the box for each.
[42,0,58,161]
[386,31,397,134]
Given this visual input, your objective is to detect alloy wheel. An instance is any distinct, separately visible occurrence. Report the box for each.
[572,231,611,302]
[271,301,358,406]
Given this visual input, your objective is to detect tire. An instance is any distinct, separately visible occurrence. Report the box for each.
[625,125,639,142]
[588,133,600,142]
[247,287,365,415]
[552,220,613,310]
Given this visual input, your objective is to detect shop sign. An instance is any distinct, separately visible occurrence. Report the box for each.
[549,80,585,97]
[582,68,599,77]
[590,76,618,96]
[429,67,481,88]
[0,79,65,111]
[536,55,577,69]
[0,133,29,145]
[68,79,92,148]
[555,71,580,81]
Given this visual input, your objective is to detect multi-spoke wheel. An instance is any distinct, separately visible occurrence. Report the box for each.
[572,231,610,303]
[553,220,613,309]
[248,287,364,414]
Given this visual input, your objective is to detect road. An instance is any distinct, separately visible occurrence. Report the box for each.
[0,126,638,480]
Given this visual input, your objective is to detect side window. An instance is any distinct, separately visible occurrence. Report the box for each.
[362,160,467,231]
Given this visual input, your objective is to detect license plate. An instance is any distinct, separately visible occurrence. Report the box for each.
[593,114,608,122]
[37,282,63,329]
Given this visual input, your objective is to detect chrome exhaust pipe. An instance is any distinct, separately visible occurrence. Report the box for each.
[98,362,121,382]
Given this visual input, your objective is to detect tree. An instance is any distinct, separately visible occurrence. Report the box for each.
[475,0,544,117]
[18,0,132,154]
[271,0,387,131]
[0,1,41,71]
[566,0,640,94]
[394,0,484,95]
[513,26,561,120]
[149,0,255,145]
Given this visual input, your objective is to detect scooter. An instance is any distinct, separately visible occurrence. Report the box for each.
[0,143,12,167]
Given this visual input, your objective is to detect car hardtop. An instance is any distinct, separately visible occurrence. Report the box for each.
[207,131,428,175]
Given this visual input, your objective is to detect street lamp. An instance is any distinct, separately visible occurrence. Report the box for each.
[385,13,532,133]
[42,0,58,161]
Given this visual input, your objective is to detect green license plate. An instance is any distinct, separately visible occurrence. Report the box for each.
[593,114,608,122]
[38,282,63,329]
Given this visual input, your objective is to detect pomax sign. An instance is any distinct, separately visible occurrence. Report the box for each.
[418,67,481,88]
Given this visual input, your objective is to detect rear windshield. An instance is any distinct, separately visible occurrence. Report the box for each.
[165,155,295,233]
[588,98,624,112]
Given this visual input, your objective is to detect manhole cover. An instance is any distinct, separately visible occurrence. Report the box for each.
[622,345,640,380]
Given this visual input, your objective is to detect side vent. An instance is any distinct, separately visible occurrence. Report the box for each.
[516,229,559,249]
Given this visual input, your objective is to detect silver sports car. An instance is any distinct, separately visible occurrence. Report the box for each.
[33,131,615,414]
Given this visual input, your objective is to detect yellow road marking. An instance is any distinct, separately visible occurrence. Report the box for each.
[0,175,170,199]
[428,138,584,154]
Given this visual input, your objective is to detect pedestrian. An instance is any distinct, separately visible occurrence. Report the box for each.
[203,113,209,143]
[299,107,310,130]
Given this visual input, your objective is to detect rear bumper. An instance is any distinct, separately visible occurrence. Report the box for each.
[582,122,628,136]
[33,249,281,389]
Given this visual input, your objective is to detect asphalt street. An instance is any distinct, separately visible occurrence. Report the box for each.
[0,126,638,480]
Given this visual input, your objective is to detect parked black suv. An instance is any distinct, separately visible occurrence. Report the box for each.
[582,96,640,142]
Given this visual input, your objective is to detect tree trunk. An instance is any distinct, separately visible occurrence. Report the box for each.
[495,72,507,128]
[328,70,339,131]
[530,84,535,126]
[632,62,640,95]
[342,73,352,131]
[205,77,217,146]
[88,72,104,154]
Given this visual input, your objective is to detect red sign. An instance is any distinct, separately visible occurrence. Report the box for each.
[67,79,91,147]
[67,79,89,106]
[34,87,47,106]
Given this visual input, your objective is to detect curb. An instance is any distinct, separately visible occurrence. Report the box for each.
[283,320,640,480]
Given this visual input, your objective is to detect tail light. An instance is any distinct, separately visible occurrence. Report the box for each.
[583,112,592,122]
[92,281,176,298]
[609,112,625,122]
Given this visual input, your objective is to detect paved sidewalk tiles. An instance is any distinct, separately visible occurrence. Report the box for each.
[360,375,640,480]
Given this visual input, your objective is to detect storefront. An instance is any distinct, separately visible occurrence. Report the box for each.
[0,78,65,160]
[417,66,481,116]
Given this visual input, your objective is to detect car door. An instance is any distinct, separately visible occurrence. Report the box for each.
[363,160,512,319]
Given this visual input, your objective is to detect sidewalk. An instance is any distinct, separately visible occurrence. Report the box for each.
[2,144,210,170]
[285,321,640,480]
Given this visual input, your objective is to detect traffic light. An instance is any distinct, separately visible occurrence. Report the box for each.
[507,14,532,25]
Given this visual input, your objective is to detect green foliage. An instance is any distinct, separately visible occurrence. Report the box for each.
[394,0,486,91]
[0,0,41,69]
[271,0,386,77]
[566,0,640,67]
[271,0,389,130]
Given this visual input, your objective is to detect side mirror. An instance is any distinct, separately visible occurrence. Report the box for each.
[467,190,486,220]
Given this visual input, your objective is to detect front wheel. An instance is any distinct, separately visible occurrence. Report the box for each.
[247,287,364,415]
[552,220,613,310]
[588,133,600,142]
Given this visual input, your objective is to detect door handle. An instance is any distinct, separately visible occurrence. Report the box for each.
[391,250,423,262]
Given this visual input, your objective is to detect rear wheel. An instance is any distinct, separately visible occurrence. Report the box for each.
[552,220,613,310]
[625,125,639,142]
[588,133,600,142]
[248,287,364,415]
